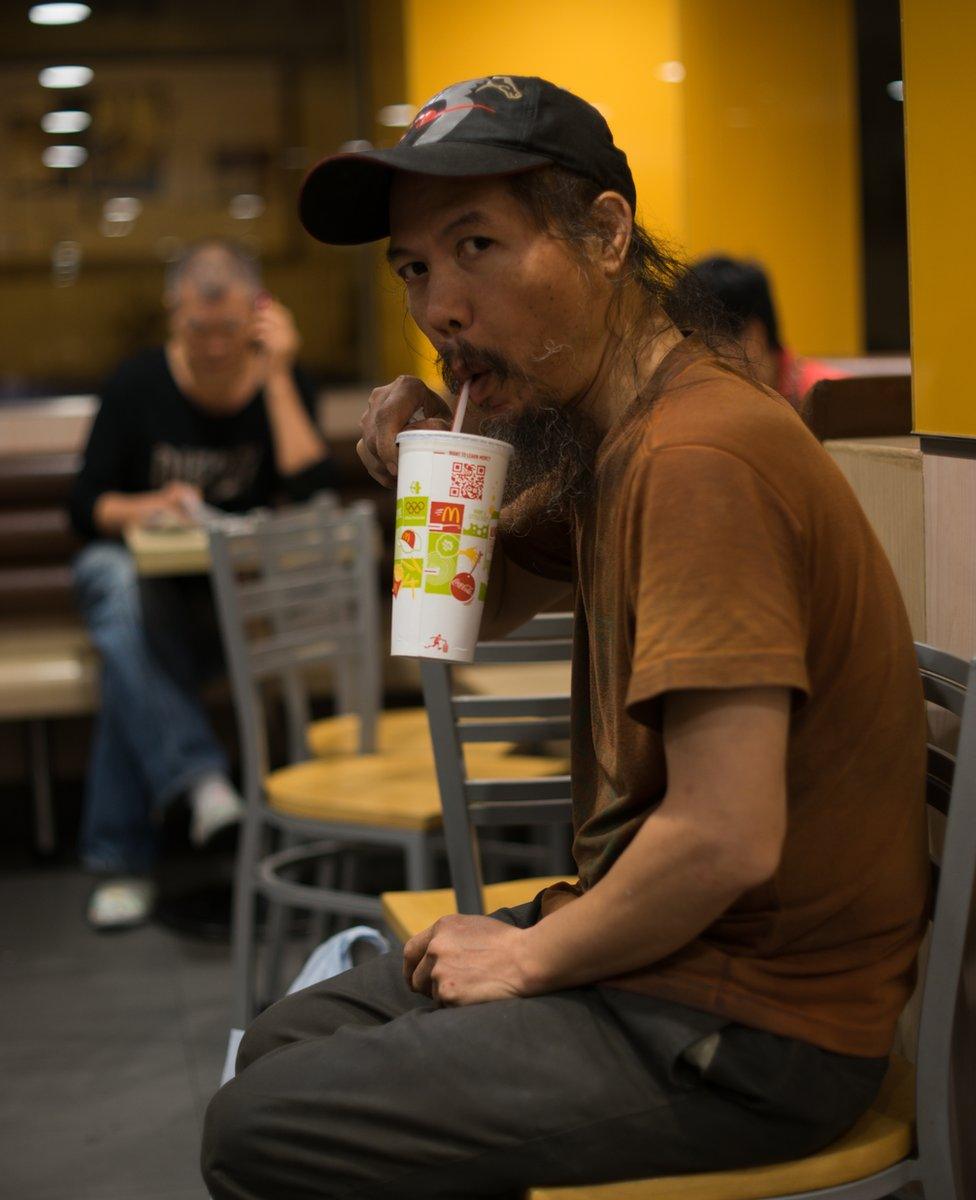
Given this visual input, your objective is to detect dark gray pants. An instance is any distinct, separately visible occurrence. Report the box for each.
[202,903,887,1199]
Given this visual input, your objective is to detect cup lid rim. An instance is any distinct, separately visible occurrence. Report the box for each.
[395,428,513,454]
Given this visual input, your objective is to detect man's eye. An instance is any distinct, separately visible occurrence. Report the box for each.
[398,261,427,282]
[459,236,493,258]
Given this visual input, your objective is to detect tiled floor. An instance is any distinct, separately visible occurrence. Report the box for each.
[0,860,229,1200]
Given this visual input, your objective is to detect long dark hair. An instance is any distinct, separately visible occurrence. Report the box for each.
[506,166,736,357]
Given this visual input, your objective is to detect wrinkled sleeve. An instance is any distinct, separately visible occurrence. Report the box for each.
[626,445,810,728]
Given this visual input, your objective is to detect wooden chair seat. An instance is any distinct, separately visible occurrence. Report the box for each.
[308,708,566,767]
[527,1055,915,1200]
[382,876,575,941]
[306,708,430,758]
[267,746,569,831]
[266,755,444,829]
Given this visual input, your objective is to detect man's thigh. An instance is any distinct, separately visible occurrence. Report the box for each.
[72,541,138,622]
[205,969,689,1200]
[236,950,435,1071]
[237,903,539,1071]
[206,924,885,1200]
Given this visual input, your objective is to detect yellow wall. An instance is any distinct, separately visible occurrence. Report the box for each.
[404,0,685,241]
[386,0,862,381]
[902,0,976,437]
[682,0,862,356]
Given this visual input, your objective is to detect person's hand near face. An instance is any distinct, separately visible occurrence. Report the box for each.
[357,375,453,487]
[250,294,300,375]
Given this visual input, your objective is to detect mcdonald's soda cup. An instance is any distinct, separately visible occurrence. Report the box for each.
[391,429,513,663]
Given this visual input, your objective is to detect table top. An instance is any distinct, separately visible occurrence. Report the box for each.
[124,524,210,576]
[823,434,921,458]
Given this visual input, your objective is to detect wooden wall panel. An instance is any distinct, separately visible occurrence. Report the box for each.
[923,451,976,659]
[824,436,926,639]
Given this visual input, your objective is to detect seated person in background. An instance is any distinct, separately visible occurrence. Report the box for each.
[680,255,846,410]
[69,238,340,931]
[202,78,927,1199]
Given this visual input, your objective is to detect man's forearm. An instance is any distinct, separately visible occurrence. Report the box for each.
[92,492,158,536]
[519,797,770,993]
[264,369,329,476]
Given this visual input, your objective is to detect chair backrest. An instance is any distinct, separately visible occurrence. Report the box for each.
[209,497,382,802]
[913,643,976,1200]
[421,612,573,914]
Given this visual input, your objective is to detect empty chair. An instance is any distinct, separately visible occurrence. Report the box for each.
[209,498,418,1027]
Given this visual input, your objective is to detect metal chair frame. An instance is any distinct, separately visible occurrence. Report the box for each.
[210,498,436,1026]
[725,643,976,1200]
[421,612,574,915]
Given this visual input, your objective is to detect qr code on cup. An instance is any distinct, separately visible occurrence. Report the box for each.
[449,461,486,500]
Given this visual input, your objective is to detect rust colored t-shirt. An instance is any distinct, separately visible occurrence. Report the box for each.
[502,338,928,1058]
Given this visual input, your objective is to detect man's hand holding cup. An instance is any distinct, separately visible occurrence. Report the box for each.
[357,375,453,488]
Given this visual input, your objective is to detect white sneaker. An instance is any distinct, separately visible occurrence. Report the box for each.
[87,877,157,931]
[189,773,244,847]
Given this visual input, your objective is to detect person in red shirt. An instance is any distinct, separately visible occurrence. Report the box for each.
[682,255,846,409]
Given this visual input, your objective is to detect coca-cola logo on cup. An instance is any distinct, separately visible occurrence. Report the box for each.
[450,572,476,603]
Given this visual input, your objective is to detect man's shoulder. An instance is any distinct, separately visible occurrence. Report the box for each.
[102,346,169,399]
[637,353,812,466]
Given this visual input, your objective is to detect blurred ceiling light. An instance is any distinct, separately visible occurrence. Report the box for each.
[42,144,87,168]
[229,193,265,220]
[339,139,373,153]
[39,65,93,88]
[656,61,686,83]
[52,239,82,286]
[103,196,142,222]
[41,109,91,134]
[100,217,132,238]
[887,80,904,101]
[377,104,416,128]
[29,3,91,23]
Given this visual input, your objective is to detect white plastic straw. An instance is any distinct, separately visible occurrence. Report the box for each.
[451,380,470,433]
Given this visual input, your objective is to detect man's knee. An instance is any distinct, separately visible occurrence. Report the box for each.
[203,1044,349,1200]
[73,542,138,621]
[202,1075,265,1200]
[235,999,296,1074]
[235,983,336,1074]
[236,951,415,1076]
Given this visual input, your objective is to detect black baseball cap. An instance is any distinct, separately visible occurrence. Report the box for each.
[299,75,636,245]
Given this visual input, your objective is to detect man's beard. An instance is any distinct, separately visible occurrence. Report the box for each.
[481,405,598,516]
[438,340,598,518]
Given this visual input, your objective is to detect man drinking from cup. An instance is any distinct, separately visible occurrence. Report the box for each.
[203,76,927,1199]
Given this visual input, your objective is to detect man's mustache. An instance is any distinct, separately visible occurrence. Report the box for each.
[437,340,530,395]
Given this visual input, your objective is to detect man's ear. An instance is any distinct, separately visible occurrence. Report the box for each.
[590,191,633,278]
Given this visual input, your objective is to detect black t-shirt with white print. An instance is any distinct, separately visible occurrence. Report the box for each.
[69,347,341,538]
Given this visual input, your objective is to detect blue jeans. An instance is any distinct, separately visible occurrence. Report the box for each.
[74,542,229,874]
